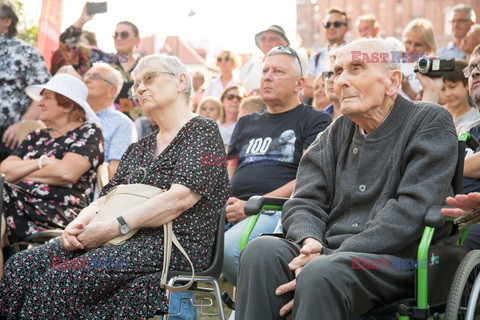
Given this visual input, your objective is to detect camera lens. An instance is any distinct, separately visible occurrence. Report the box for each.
[418,57,430,73]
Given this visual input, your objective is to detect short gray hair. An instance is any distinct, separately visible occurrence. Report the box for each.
[132,54,193,103]
[266,46,308,77]
[342,38,402,71]
[451,4,476,23]
[92,63,123,99]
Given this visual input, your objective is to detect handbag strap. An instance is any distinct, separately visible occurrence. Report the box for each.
[160,221,195,292]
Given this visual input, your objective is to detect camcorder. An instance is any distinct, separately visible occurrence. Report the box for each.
[416,57,455,77]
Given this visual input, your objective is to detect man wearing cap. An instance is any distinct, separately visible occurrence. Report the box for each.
[0,0,50,162]
[304,6,349,101]
[83,63,137,175]
[222,46,331,292]
[239,25,290,95]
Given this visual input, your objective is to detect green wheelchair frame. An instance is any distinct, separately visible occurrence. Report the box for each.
[237,132,480,320]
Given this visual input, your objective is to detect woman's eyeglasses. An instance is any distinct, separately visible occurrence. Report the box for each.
[217,56,231,63]
[322,71,334,82]
[323,21,347,29]
[272,46,303,76]
[225,94,243,102]
[83,72,114,85]
[131,71,175,95]
[113,31,130,40]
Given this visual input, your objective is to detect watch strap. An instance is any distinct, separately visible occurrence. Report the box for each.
[117,216,127,227]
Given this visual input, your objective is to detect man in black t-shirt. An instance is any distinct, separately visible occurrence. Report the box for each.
[446,45,480,250]
[222,46,331,287]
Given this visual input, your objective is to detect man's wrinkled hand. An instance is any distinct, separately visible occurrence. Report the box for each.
[225,197,247,224]
[275,238,323,317]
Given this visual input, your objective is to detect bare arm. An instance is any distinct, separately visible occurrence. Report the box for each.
[227,157,238,180]
[22,153,92,186]
[0,156,41,183]
[1,101,41,150]
[75,183,202,250]
[464,153,480,178]
[109,160,120,175]
[73,3,95,29]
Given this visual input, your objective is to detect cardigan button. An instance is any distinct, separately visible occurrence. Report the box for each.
[353,148,358,155]
[352,223,359,227]
[359,185,366,192]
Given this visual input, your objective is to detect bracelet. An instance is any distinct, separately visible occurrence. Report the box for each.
[38,155,47,170]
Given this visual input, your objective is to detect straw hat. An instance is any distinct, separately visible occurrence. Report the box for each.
[255,25,290,51]
[25,73,101,126]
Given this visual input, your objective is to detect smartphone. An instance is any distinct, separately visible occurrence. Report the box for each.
[87,2,107,15]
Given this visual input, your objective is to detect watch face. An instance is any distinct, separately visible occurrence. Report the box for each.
[120,224,130,235]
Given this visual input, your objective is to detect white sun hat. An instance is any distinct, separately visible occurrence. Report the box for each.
[25,73,101,127]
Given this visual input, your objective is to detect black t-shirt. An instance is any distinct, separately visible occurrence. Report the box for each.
[463,125,480,194]
[228,103,332,200]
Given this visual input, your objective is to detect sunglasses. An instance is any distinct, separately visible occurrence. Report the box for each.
[463,63,480,78]
[217,56,231,63]
[323,21,347,29]
[113,31,131,40]
[225,94,243,102]
[322,71,334,82]
[83,72,114,85]
[131,71,175,95]
[273,46,303,76]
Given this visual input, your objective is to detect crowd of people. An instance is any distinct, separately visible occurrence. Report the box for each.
[1,0,480,318]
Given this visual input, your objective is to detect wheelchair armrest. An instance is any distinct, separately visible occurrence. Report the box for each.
[424,205,446,228]
[244,196,289,216]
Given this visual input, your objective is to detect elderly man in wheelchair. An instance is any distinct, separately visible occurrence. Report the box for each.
[234,38,479,320]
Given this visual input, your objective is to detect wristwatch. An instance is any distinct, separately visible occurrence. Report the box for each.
[117,216,131,235]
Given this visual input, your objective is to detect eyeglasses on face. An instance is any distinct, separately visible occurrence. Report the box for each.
[217,56,231,63]
[322,71,334,82]
[272,46,304,76]
[131,71,175,95]
[113,31,131,40]
[83,72,114,85]
[323,21,347,29]
[463,63,480,78]
[225,94,243,102]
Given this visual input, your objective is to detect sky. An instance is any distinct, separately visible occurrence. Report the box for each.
[22,0,298,59]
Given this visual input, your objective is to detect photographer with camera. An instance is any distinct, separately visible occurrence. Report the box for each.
[54,3,143,121]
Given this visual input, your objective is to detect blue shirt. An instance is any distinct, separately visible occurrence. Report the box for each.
[96,105,137,163]
[437,41,466,59]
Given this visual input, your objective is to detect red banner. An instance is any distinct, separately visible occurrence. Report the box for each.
[36,0,63,70]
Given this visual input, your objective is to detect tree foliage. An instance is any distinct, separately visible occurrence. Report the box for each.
[13,0,38,46]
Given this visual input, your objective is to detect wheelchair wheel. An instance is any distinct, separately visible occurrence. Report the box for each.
[444,250,480,320]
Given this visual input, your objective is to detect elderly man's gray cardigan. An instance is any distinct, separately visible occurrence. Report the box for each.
[282,95,458,259]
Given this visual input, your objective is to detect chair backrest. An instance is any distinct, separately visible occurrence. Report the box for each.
[453,139,466,195]
[168,207,226,279]
[96,162,111,192]
[17,120,46,143]
[199,207,226,278]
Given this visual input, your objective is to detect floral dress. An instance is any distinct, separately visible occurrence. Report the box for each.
[0,116,230,319]
[2,122,104,242]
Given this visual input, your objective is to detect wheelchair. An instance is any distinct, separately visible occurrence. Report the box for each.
[229,132,480,320]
